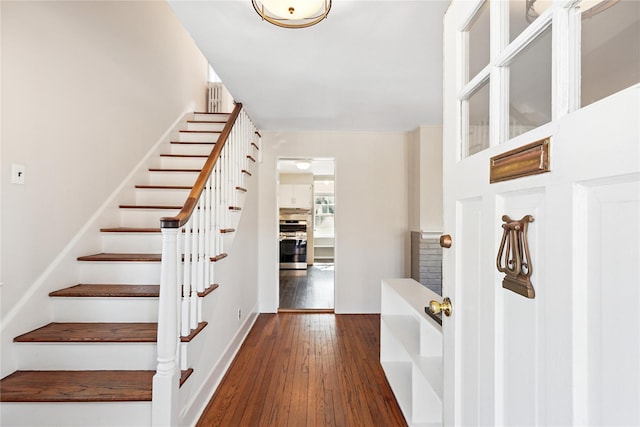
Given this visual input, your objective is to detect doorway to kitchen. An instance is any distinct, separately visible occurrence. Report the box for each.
[277,158,335,311]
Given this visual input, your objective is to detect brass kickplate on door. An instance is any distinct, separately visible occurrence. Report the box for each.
[490,137,550,183]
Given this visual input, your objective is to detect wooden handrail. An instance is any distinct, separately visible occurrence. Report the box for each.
[160,103,243,229]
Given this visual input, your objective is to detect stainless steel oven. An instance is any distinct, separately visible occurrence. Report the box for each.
[279,220,307,269]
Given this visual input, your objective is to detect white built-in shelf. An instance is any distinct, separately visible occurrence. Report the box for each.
[381,278,443,427]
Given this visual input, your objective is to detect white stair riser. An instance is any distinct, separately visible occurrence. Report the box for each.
[52,298,158,322]
[78,262,160,284]
[186,121,226,132]
[176,132,219,143]
[102,231,230,254]
[159,156,208,170]
[120,209,181,228]
[1,402,150,427]
[148,171,200,186]
[193,112,230,122]
[102,232,163,252]
[168,143,215,156]
[14,342,157,370]
[135,188,191,205]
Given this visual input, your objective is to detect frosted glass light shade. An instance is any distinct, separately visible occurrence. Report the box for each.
[262,0,325,19]
[252,0,331,28]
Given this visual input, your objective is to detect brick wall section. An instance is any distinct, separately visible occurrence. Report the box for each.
[411,231,443,295]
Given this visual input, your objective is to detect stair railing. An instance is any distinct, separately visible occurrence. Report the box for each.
[152,103,255,425]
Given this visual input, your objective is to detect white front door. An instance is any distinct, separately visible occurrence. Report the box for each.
[442,1,639,425]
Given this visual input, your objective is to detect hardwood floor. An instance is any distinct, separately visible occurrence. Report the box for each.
[279,263,334,310]
[196,313,407,427]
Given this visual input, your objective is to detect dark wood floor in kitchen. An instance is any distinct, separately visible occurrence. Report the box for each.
[279,263,334,310]
[196,313,407,427]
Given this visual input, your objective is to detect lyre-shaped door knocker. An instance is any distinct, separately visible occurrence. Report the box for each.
[496,215,535,298]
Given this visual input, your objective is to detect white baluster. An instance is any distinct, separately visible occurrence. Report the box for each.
[181,220,190,338]
[203,175,212,292]
[215,163,222,255]
[186,206,195,331]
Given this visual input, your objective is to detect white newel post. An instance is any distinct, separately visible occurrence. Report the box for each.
[152,227,180,427]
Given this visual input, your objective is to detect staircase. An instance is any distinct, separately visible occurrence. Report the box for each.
[0,107,259,426]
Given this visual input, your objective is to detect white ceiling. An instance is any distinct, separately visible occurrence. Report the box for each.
[168,0,451,132]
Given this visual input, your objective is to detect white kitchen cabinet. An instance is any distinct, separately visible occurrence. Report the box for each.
[381,278,443,427]
[279,184,312,209]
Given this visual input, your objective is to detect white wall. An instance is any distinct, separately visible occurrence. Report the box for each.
[419,126,444,232]
[0,1,209,377]
[0,1,207,318]
[408,126,443,232]
[258,131,410,313]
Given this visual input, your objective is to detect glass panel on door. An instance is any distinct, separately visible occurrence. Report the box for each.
[508,26,552,139]
[509,0,553,42]
[467,1,491,83]
[581,0,640,107]
[465,79,491,156]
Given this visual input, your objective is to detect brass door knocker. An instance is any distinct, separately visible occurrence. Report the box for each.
[496,215,535,298]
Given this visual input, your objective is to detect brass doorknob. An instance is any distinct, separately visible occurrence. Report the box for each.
[428,297,453,317]
[440,234,452,248]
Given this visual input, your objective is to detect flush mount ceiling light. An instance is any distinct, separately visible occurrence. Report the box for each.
[296,161,311,170]
[252,0,331,29]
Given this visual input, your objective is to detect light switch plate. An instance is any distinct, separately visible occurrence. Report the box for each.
[11,164,26,185]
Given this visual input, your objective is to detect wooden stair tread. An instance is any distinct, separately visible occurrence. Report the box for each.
[100,227,235,234]
[78,253,161,262]
[169,141,215,145]
[14,322,159,343]
[0,369,193,402]
[78,253,228,262]
[14,321,208,343]
[236,186,247,193]
[148,167,202,172]
[159,154,208,158]
[198,284,219,298]
[49,284,159,298]
[100,227,161,233]
[135,184,193,189]
[187,120,226,124]
[179,130,221,134]
[0,370,154,402]
[181,322,208,342]
[210,253,228,262]
[119,204,182,209]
